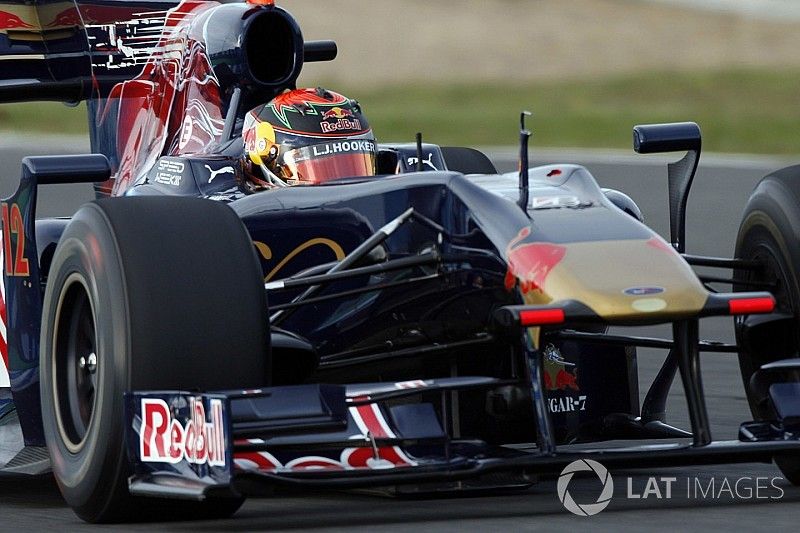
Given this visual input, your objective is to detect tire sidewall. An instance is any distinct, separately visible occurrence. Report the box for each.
[40,197,268,522]
[735,173,800,418]
[736,176,800,294]
[40,205,132,519]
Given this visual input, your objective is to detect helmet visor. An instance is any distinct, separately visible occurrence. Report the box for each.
[283,139,376,184]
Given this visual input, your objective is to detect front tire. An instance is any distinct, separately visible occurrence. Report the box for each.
[40,196,270,522]
[735,166,800,483]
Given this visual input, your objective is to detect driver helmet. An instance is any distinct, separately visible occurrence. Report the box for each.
[242,87,376,187]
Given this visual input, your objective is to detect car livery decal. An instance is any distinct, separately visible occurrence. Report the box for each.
[233,403,417,472]
[0,9,33,30]
[510,235,709,321]
[504,227,566,294]
[254,238,346,282]
[349,403,417,467]
[0,227,8,387]
[394,379,427,389]
[139,397,226,466]
[623,286,665,296]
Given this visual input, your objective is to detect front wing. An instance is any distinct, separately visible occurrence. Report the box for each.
[126,376,800,501]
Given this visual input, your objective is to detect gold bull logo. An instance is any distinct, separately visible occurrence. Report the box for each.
[254,238,345,282]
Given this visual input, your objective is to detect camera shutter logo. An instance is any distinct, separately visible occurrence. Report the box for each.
[557,459,614,516]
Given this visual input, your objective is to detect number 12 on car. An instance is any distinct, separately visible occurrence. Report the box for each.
[2,202,29,277]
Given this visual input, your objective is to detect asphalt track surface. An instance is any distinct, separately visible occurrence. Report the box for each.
[1,138,800,531]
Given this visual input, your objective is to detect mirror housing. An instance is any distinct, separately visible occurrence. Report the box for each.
[21,154,111,185]
[632,122,701,253]
[633,122,701,154]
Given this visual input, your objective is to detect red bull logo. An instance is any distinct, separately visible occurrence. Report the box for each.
[504,227,566,293]
[322,107,354,120]
[0,11,33,30]
[320,107,361,133]
[545,368,579,391]
[542,344,579,392]
[140,397,227,467]
[47,8,81,27]
[542,344,587,413]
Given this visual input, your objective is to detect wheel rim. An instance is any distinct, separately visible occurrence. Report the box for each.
[738,242,799,365]
[52,273,98,453]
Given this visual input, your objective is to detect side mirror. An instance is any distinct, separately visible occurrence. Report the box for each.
[21,154,110,185]
[633,122,701,253]
[633,122,701,154]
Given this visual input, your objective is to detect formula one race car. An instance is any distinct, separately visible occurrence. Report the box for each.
[2,0,800,524]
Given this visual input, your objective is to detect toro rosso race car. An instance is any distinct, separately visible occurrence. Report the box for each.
[2,0,800,524]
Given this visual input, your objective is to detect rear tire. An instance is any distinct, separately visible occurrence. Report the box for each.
[40,196,270,522]
[735,166,800,484]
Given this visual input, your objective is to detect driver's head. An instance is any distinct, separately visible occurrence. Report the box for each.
[242,87,376,187]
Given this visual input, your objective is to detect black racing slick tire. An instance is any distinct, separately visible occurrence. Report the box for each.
[734,166,800,484]
[40,196,270,522]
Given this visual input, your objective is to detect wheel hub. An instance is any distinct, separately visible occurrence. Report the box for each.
[78,352,97,374]
[52,274,99,452]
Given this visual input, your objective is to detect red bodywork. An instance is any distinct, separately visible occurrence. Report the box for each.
[503,227,566,295]
[93,1,224,195]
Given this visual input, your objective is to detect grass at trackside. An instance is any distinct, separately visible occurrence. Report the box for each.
[0,68,799,154]
[351,68,800,155]
[0,101,89,135]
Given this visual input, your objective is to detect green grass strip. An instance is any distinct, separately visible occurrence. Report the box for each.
[0,68,797,154]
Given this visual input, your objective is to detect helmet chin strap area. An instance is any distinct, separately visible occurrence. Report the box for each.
[259,163,289,187]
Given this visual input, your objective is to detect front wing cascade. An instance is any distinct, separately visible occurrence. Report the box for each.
[126,377,800,501]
